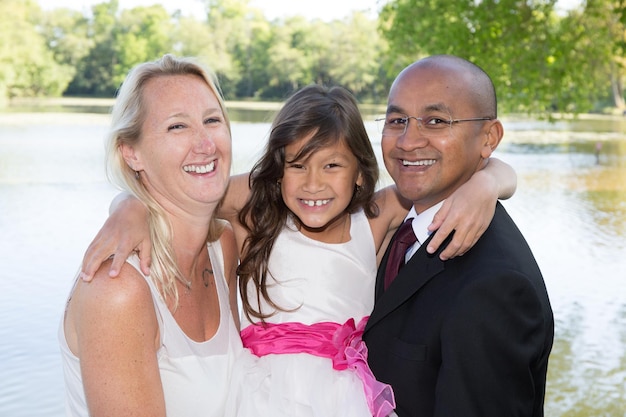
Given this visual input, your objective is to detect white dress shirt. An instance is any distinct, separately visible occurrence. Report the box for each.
[404,201,444,262]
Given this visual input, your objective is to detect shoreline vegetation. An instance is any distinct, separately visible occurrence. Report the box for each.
[1,97,625,132]
[0,96,387,125]
[4,96,625,116]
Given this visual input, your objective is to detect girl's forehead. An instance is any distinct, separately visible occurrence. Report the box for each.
[285,135,353,159]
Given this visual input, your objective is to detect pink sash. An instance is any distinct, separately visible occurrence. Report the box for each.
[241,317,396,417]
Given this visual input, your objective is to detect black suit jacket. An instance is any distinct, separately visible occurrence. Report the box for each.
[363,202,554,417]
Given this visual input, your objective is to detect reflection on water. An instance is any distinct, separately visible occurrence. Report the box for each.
[500,119,626,416]
[547,304,626,416]
[0,110,625,416]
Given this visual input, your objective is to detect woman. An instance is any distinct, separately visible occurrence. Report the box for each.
[58,54,242,417]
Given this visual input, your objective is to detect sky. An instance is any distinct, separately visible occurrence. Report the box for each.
[38,0,383,21]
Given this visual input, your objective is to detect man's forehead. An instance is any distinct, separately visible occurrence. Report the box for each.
[388,69,461,114]
[387,101,450,114]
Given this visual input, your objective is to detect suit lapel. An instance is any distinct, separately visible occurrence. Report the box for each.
[366,233,448,332]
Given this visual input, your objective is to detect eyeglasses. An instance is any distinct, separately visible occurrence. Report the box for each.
[375,113,493,137]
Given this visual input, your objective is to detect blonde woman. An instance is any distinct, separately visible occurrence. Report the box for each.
[59,54,242,417]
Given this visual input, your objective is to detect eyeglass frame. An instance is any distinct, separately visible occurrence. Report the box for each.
[375,113,493,137]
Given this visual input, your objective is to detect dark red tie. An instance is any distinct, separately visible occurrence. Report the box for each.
[384,218,417,290]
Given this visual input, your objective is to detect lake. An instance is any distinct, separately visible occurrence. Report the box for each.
[0,107,625,416]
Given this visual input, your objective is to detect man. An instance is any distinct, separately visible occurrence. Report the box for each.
[363,55,554,416]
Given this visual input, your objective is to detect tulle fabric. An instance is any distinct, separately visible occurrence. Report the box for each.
[226,342,392,417]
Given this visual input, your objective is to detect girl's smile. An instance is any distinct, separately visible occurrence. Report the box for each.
[280,134,362,243]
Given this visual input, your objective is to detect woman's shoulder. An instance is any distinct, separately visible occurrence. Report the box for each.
[79,259,153,312]
[65,259,156,346]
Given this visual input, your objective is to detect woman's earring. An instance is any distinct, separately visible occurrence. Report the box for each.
[135,170,140,180]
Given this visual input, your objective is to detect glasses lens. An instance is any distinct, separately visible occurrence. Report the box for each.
[378,114,409,136]
[377,114,458,137]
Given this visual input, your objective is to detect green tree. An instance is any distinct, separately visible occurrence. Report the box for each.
[39,8,93,74]
[538,0,626,114]
[0,0,72,100]
[68,0,119,96]
[68,1,175,96]
[202,0,255,96]
[263,17,316,96]
[576,0,625,110]
[230,13,273,98]
[378,0,569,115]
[614,0,626,109]
[112,5,175,88]
[16,0,622,112]
[326,12,386,101]
[171,16,214,58]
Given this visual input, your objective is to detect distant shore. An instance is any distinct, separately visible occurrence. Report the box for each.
[4,95,623,117]
[0,97,385,115]
[2,96,304,112]
[2,96,624,130]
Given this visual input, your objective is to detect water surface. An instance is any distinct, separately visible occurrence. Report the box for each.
[0,110,624,416]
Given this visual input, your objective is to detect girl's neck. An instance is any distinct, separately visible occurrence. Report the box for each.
[297,212,351,244]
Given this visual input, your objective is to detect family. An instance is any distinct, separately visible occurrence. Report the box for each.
[59,53,554,416]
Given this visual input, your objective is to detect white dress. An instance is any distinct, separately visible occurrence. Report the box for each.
[228,210,395,417]
[59,241,243,417]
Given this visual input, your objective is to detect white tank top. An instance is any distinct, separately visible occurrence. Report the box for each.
[59,240,243,417]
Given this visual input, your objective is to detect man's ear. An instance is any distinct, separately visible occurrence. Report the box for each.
[121,143,143,172]
[480,120,504,159]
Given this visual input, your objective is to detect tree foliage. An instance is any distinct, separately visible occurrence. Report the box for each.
[0,0,72,101]
[379,0,625,116]
[1,0,624,115]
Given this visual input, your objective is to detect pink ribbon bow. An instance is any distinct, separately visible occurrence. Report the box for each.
[241,317,396,417]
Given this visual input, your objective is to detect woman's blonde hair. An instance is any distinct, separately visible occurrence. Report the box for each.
[105,54,229,308]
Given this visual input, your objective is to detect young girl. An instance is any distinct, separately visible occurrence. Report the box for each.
[80,84,516,416]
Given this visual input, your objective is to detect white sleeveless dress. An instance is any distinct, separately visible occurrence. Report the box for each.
[59,241,243,417]
[228,210,395,417]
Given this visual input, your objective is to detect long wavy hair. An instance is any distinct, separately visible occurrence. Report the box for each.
[237,84,379,323]
[105,54,229,309]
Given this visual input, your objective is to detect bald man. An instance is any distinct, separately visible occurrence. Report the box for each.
[363,55,553,416]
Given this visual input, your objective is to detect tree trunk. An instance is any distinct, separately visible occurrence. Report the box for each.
[611,63,625,109]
